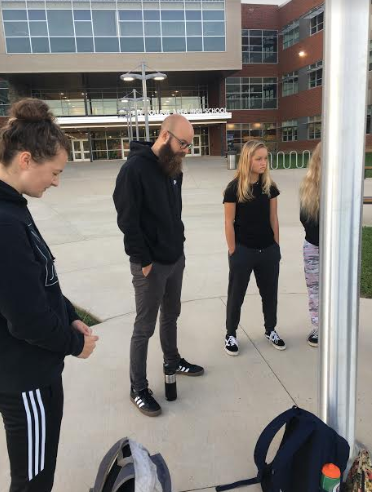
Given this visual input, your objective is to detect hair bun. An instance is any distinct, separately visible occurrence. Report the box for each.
[10,98,54,123]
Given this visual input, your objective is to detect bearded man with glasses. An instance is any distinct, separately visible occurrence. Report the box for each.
[113,114,204,417]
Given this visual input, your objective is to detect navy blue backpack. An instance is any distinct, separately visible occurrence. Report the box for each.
[216,406,350,492]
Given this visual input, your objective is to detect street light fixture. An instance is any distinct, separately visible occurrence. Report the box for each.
[121,90,150,140]
[120,62,167,141]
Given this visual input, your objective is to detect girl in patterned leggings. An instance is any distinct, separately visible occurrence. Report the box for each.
[299,143,321,347]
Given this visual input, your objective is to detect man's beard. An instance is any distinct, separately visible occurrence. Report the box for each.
[158,141,185,177]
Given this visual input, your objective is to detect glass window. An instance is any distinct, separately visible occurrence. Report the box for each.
[92,11,117,37]
[6,37,31,53]
[203,22,224,36]
[144,10,160,20]
[187,37,202,51]
[120,22,143,36]
[31,37,49,53]
[144,37,161,52]
[186,10,201,20]
[29,21,48,36]
[50,37,76,52]
[226,77,277,111]
[28,10,46,20]
[162,22,185,36]
[119,10,142,21]
[162,37,186,52]
[367,106,372,134]
[242,29,278,64]
[308,61,323,88]
[282,72,298,96]
[203,37,225,51]
[283,25,299,49]
[3,10,27,21]
[144,22,160,36]
[203,11,224,21]
[250,35,262,51]
[73,10,91,20]
[310,12,324,35]
[281,120,298,142]
[308,116,321,139]
[48,10,74,36]
[161,10,184,21]
[186,22,202,36]
[4,22,29,36]
[76,37,94,52]
[95,37,119,52]
[74,22,93,37]
[120,37,144,52]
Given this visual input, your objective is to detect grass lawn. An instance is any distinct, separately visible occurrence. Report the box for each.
[75,307,101,327]
[361,227,372,298]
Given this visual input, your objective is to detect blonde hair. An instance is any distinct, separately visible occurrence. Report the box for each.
[299,142,321,222]
[235,140,275,202]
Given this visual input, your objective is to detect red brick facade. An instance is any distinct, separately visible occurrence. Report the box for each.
[227,0,325,152]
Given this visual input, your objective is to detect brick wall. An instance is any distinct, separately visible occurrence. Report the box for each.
[279,140,320,152]
[278,31,323,75]
[242,4,279,30]
[209,124,225,156]
[279,0,323,27]
[279,87,322,121]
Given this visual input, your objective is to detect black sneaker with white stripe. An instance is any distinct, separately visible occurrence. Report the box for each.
[307,328,318,347]
[176,358,204,377]
[130,387,161,417]
[265,330,286,351]
[225,335,239,356]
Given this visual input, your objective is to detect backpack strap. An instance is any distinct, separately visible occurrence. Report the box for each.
[92,438,131,492]
[270,421,315,492]
[111,463,135,492]
[253,407,299,476]
[216,408,300,492]
[215,477,259,491]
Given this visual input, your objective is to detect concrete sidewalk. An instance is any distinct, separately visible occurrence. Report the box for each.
[1,157,372,491]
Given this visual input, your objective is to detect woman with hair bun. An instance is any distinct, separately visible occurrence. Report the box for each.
[223,140,286,356]
[0,98,98,491]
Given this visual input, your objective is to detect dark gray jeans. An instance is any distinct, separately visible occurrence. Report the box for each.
[129,255,185,392]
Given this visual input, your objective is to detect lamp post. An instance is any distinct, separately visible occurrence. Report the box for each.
[118,108,132,142]
[120,62,167,142]
[121,89,150,140]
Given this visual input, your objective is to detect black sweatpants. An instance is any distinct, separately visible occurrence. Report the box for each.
[0,377,64,492]
[226,242,281,337]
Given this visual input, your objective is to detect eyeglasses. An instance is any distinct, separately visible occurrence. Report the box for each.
[168,131,193,151]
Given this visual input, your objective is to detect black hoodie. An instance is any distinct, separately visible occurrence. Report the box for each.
[113,142,185,266]
[0,180,84,393]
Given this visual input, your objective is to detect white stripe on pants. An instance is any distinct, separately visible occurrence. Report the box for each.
[22,390,47,481]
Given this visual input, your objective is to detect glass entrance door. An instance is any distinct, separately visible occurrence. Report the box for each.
[189,135,201,157]
[72,140,90,161]
[121,139,130,160]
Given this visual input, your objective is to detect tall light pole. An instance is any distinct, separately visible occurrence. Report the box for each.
[121,90,150,141]
[120,62,167,142]
[319,0,370,457]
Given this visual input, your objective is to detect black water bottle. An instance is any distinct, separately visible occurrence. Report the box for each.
[164,365,177,401]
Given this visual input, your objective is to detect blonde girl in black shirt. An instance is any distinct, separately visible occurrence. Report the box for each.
[223,140,286,355]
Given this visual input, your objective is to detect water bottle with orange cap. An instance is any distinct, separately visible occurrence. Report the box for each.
[320,463,341,491]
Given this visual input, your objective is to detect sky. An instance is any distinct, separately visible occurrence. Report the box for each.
[241,0,288,5]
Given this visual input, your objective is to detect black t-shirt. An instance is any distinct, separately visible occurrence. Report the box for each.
[300,210,319,247]
[223,178,280,249]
